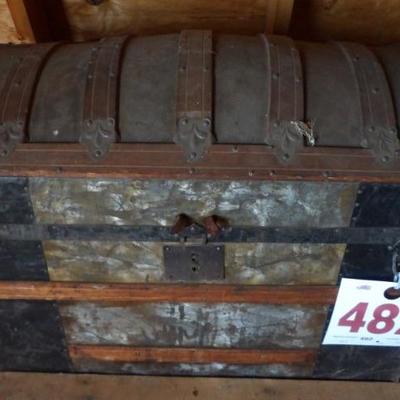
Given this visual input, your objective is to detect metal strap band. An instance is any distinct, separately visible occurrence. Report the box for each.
[336,42,399,163]
[175,30,213,162]
[0,43,56,158]
[81,36,128,160]
[261,35,311,163]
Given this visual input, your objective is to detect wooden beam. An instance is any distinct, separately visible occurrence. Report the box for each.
[0,281,338,304]
[69,345,315,365]
[266,0,295,34]
[1,373,399,400]
[6,0,52,43]
[0,143,399,183]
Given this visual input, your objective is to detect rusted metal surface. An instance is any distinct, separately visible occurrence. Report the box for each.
[164,244,225,282]
[175,30,213,161]
[81,36,127,159]
[29,178,356,227]
[60,303,328,348]
[335,42,398,163]
[0,43,55,158]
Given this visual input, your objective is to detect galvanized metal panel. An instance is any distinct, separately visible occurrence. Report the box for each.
[72,358,313,378]
[60,303,327,349]
[30,179,357,227]
[44,241,344,285]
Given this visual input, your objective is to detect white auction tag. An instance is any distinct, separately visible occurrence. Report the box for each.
[323,278,400,347]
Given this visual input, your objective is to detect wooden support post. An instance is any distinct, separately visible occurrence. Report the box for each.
[265,0,295,34]
[6,0,52,42]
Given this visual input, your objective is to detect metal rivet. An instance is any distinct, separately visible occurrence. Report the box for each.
[53,129,59,137]
[95,150,102,158]
[269,170,276,176]
[272,73,279,80]
[382,155,390,163]
[232,145,239,153]
[189,168,195,175]
[248,170,255,177]
[372,87,380,94]
[360,139,368,148]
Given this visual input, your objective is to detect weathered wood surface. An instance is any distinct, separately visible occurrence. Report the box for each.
[70,346,315,365]
[0,282,338,304]
[0,373,399,400]
[291,0,400,44]
[61,0,267,40]
[0,0,21,43]
[0,144,399,183]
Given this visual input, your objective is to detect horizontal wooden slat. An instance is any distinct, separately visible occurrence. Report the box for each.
[69,345,315,365]
[0,143,399,183]
[1,373,399,400]
[0,281,338,304]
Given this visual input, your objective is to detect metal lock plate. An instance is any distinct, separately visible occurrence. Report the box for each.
[164,244,225,282]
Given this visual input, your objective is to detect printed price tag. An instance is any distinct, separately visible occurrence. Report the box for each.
[323,278,400,347]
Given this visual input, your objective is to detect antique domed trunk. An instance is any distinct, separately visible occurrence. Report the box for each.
[0,31,400,380]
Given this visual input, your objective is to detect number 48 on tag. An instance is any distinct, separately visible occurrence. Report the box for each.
[323,279,400,346]
[339,302,400,334]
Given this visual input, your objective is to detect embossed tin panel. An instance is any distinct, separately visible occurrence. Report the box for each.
[60,303,327,349]
[29,179,357,227]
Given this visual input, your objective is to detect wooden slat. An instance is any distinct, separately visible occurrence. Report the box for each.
[0,143,400,183]
[6,0,52,43]
[0,281,338,304]
[265,0,294,34]
[69,345,315,365]
[1,373,399,400]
